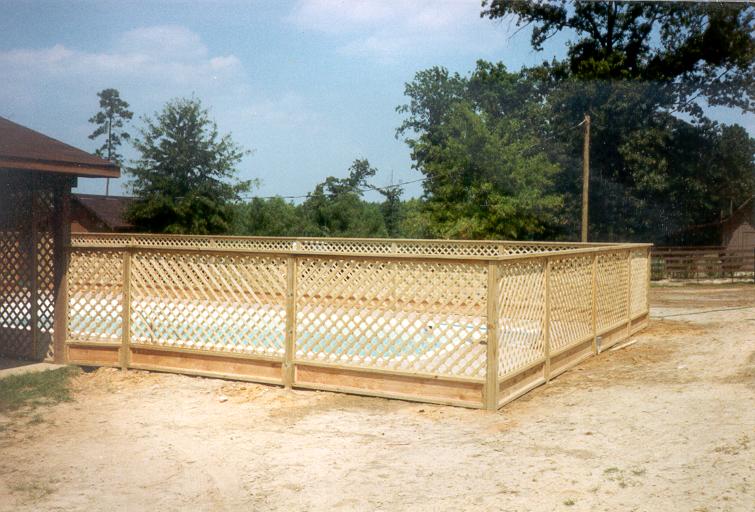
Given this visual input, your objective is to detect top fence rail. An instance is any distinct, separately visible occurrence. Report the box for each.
[71,233,650,261]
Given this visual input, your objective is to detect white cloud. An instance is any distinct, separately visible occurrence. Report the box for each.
[287,0,509,61]
[0,24,243,109]
[239,92,321,128]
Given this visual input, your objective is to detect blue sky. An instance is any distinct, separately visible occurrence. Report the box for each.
[0,0,751,200]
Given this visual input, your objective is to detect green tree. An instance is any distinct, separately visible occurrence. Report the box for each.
[481,1,754,114]
[232,197,314,236]
[481,1,755,242]
[88,88,134,164]
[397,63,563,239]
[126,97,253,234]
[88,88,133,195]
[299,159,388,237]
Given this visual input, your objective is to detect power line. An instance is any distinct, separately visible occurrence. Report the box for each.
[239,177,427,201]
[239,117,588,202]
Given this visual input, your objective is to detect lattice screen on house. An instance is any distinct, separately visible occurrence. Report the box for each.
[0,171,62,360]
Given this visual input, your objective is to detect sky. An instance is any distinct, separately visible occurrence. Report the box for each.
[0,0,751,201]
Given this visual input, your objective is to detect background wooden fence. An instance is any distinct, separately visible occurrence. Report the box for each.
[651,246,755,281]
[62,234,651,410]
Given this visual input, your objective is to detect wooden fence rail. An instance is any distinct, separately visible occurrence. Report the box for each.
[651,246,755,281]
[60,234,651,410]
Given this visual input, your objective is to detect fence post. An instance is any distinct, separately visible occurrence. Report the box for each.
[29,187,40,359]
[484,260,500,411]
[283,255,297,388]
[626,249,632,333]
[543,257,551,382]
[120,247,132,370]
[52,184,71,364]
[591,252,598,354]
[647,247,652,314]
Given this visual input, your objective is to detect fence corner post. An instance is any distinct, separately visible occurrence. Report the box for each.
[543,257,552,383]
[120,248,132,370]
[626,249,633,335]
[283,255,297,388]
[484,260,500,411]
[647,247,652,315]
[591,252,598,355]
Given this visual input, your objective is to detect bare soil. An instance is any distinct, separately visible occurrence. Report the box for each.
[1,284,753,511]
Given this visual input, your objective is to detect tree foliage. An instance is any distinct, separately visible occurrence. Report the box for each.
[127,97,252,234]
[478,1,755,242]
[298,159,387,237]
[397,62,563,239]
[88,88,133,165]
[234,159,390,238]
[482,1,755,115]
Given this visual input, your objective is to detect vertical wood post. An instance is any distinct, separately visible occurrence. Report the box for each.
[283,255,297,388]
[581,114,591,243]
[647,247,652,313]
[626,249,632,333]
[29,186,39,359]
[391,242,398,303]
[591,252,598,354]
[484,261,500,411]
[120,248,132,370]
[543,257,552,382]
[52,182,71,363]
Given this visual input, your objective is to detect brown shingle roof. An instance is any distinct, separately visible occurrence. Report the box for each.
[0,116,119,178]
[73,193,134,230]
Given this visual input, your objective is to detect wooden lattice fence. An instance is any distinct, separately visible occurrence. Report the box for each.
[62,234,651,410]
[0,171,68,361]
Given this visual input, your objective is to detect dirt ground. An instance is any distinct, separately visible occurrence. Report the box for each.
[1,284,753,512]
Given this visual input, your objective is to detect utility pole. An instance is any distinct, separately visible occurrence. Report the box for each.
[581,113,591,243]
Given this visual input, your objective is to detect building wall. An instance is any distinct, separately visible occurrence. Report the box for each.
[722,202,755,252]
[70,201,109,233]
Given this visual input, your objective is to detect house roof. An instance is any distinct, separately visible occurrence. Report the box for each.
[73,193,134,230]
[0,116,119,178]
[721,195,754,223]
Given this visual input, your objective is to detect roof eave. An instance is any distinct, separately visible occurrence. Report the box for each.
[0,156,120,178]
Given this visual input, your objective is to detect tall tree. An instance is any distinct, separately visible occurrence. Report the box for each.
[482,1,754,115]
[481,1,755,242]
[126,97,253,234]
[397,63,563,239]
[299,159,388,237]
[88,88,133,195]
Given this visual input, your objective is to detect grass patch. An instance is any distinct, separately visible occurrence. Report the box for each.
[11,481,54,501]
[0,366,80,413]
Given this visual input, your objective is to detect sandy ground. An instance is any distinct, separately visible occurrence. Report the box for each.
[0,284,753,512]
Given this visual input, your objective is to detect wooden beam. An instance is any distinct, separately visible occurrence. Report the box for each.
[120,248,132,370]
[543,257,552,382]
[484,261,500,410]
[52,181,71,363]
[283,255,297,387]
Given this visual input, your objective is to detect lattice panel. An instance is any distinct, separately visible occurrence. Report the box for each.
[596,251,629,331]
[71,234,295,253]
[296,257,488,378]
[496,259,546,376]
[129,252,287,356]
[500,243,583,255]
[33,189,57,359]
[549,255,593,352]
[68,250,124,344]
[72,233,614,258]
[0,229,32,357]
[394,241,500,257]
[630,250,649,317]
